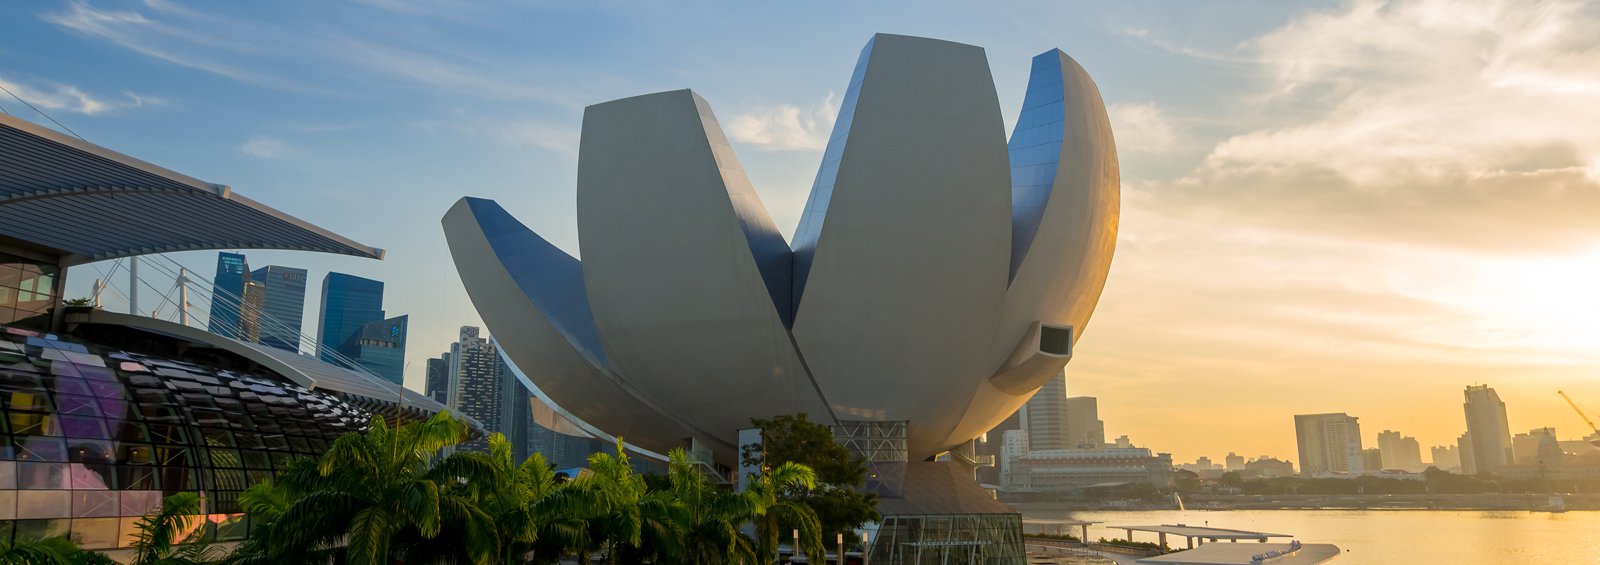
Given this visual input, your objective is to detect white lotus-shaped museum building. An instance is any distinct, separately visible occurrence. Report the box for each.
[442,33,1118,471]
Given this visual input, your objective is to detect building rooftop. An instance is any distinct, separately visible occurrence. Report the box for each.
[0,113,383,265]
[67,309,476,430]
[1137,543,1341,565]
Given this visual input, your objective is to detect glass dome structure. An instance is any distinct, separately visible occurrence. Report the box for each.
[0,323,368,550]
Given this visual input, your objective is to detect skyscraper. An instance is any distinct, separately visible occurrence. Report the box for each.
[1377,430,1425,472]
[238,281,266,343]
[316,272,385,364]
[1065,396,1105,448]
[1225,452,1245,471]
[1024,372,1069,450]
[450,326,502,453]
[342,315,408,385]
[1457,432,1477,475]
[207,252,250,337]
[1463,384,1512,475]
[1294,413,1364,476]
[1431,444,1461,471]
[425,355,451,406]
[249,265,308,352]
[500,353,533,462]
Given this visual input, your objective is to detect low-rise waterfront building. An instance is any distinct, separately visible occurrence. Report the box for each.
[1006,446,1172,491]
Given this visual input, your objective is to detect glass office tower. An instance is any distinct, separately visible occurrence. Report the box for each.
[343,315,408,385]
[205,253,249,338]
[315,273,384,365]
[247,266,307,353]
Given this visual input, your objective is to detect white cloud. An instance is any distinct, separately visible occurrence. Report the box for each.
[1215,0,1600,182]
[239,136,289,158]
[726,93,838,151]
[1126,0,1600,253]
[0,76,162,115]
[40,1,587,105]
[1108,103,1180,153]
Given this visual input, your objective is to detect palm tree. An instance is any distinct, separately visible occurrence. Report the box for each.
[252,411,501,565]
[0,535,101,565]
[667,449,758,565]
[432,433,595,565]
[128,492,223,565]
[747,461,826,564]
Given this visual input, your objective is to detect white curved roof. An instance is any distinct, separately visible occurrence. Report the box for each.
[0,113,383,264]
[66,309,476,429]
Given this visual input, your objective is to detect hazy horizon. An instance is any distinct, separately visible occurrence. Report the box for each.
[4,0,1597,464]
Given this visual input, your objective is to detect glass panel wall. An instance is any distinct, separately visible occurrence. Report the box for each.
[0,324,368,549]
[0,253,59,329]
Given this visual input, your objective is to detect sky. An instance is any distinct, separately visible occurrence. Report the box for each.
[3,0,1598,464]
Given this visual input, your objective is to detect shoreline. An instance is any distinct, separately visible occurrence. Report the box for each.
[1011,493,1600,512]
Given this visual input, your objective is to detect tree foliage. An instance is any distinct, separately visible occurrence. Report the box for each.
[42,411,847,564]
[743,413,881,544]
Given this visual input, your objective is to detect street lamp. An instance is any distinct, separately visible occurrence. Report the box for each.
[794,529,801,563]
[837,533,844,565]
[862,531,871,565]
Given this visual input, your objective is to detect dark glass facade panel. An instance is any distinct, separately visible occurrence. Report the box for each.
[206,252,249,339]
[250,265,309,353]
[316,273,384,365]
[0,324,369,550]
[0,253,59,330]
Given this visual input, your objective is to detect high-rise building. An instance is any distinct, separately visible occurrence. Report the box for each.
[500,353,533,461]
[1457,432,1477,475]
[1377,430,1425,472]
[342,315,408,385]
[1225,452,1245,471]
[999,429,1029,487]
[451,326,503,452]
[1463,385,1512,475]
[1024,372,1069,450]
[1065,396,1105,448]
[425,355,451,406]
[1430,444,1461,471]
[249,265,308,352]
[1360,448,1383,473]
[238,281,266,343]
[1294,413,1364,476]
[316,272,385,364]
[207,252,250,337]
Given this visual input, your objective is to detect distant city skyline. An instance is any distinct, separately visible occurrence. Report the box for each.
[7,0,1600,460]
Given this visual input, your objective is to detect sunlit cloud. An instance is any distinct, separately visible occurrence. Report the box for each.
[1107,103,1181,153]
[1075,0,1600,459]
[726,93,838,151]
[0,75,163,115]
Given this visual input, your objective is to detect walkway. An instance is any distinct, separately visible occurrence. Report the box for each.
[1026,542,1143,565]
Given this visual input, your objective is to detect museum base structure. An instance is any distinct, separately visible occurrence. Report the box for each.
[833,421,1024,565]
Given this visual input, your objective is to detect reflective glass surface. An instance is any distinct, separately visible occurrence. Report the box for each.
[316,272,384,364]
[0,324,366,549]
[0,253,59,329]
[1006,50,1068,280]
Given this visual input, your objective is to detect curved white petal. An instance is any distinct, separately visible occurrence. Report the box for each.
[575,90,830,464]
[442,198,703,456]
[790,34,1013,460]
[947,49,1121,446]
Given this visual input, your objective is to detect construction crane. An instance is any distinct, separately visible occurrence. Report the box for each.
[1557,390,1600,448]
